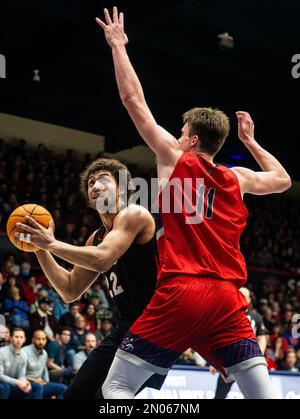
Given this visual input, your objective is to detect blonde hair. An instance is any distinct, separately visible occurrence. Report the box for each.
[183,107,230,155]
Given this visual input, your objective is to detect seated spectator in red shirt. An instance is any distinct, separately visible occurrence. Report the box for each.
[20,276,39,307]
[265,347,278,371]
[82,303,98,333]
[269,324,289,361]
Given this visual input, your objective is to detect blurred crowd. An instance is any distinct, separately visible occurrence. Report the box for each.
[0,138,299,398]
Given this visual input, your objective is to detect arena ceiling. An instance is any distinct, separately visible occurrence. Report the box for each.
[0,0,299,179]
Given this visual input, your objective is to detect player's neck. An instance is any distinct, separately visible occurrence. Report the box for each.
[194,150,215,165]
[99,198,125,233]
[100,212,116,233]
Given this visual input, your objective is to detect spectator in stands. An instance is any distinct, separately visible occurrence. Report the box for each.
[29,297,57,341]
[52,298,69,323]
[61,222,77,245]
[94,318,112,345]
[0,274,17,301]
[1,260,15,281]
[269,324,289,362]
[21,330,67,399]
[4,253,20,276]
[265,345,278,371]
[87,282,109,309]
[73,333,97,372]
[82,303,98,333]
[3,192,19,214]
[20,275,39,306]
[91,294,113,322]
[69,315,88,354]
[46,327,75,384]
[261,306,276,334]
[282,320,300,349]
[29,287,50,314]
[18,261,32,282]
[0,325,10,347]
[279,348,299,372]
[176,348,207,367]
[2,286,30,330]
[0,328,41,399]
[282,309,294,325]
[59,301,81,328]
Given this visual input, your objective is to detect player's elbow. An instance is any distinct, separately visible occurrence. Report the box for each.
[63,294,78,304]
[277,174,292,192]
[121,92,139,108]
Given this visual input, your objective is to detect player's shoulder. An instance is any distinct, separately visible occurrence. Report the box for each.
[231,166,256,179]
[116,204,154,228]
[119,204,152,220]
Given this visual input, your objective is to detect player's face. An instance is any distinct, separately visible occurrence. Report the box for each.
[87,171,118,213]
[178,123,193,151]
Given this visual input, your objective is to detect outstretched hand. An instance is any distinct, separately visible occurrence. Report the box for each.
[15,216,55,251]
[96,6,128,48]
[236,111,255,144]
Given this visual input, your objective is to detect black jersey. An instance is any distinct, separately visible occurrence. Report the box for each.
[247,310,267,336]
[93,226,158,322]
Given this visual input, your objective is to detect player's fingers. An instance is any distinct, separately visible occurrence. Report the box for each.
[119,12,124,28]
[112,6,118,23]
[104,8,113,25]
[48,220,54,229]
[24,215,42,228]
[95,17,107,30]
[15,223,36,234]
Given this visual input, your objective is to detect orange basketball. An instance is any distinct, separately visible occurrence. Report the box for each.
[6,204,55,252]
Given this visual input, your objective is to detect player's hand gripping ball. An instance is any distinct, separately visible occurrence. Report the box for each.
[6,204,54,252]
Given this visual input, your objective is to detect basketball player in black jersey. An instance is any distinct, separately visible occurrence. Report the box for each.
[16,157,164,398]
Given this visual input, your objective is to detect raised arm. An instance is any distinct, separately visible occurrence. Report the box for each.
[231,111,292,195]
[96,7,181,166]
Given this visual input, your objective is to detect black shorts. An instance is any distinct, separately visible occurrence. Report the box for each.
[64,320,165,399]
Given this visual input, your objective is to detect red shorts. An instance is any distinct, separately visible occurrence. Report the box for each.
[117,277,266,379]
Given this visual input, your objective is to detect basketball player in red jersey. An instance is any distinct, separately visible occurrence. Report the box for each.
[97,7,291,399]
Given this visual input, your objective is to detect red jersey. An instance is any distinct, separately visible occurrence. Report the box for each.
[155,152,248,286]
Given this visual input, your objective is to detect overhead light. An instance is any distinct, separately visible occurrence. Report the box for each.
[33,69,40,82]
[218,32,234,49]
